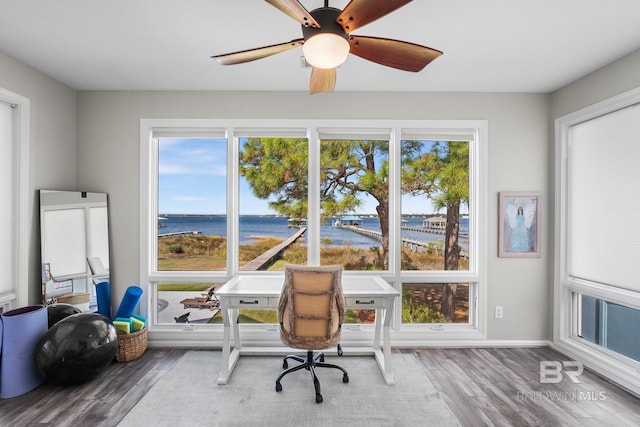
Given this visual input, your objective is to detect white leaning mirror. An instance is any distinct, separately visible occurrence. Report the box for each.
[39,190,110,312]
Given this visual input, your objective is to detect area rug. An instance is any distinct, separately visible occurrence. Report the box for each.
[118,351,459,427]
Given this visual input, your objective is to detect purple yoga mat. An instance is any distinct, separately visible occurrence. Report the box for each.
[0,305,48,399]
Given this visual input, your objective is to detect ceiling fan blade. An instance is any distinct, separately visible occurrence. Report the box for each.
[309,67,336,94]
[265,0,320,28]
[212,39,303,65]
[337,0,413,33]
[348,35,442,72]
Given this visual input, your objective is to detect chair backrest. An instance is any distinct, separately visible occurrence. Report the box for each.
[278,264,344,350]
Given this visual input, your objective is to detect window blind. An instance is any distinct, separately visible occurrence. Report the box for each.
[42,209,87,276]
[568,103,640,292]
[89,206,110,267]
[0,101,14,296]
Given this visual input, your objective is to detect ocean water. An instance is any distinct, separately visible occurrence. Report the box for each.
[158,215,468,249]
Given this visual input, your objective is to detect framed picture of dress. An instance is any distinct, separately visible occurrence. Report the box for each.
[498,192,541,258]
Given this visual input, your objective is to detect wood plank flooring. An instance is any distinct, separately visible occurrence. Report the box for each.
[0,348,185,427]
[408,347,640,427]
[0,347,638,426]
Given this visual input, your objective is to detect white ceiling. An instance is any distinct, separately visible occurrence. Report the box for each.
[1,0,640,93]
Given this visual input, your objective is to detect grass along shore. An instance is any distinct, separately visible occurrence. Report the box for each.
[158,235,469,323]
[158,234,469,272]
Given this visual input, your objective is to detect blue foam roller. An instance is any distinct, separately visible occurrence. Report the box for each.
[1,305,48,398]
[96,281,111,319]
[114,286,143,319]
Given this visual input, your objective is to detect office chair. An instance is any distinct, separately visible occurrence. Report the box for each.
[275,264,349,403]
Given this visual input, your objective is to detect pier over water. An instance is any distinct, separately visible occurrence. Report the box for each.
[158,230,203,237]
[240,227,307,271]
[337,224,468,257]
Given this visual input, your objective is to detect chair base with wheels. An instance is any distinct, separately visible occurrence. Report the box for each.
[275,345,349,403]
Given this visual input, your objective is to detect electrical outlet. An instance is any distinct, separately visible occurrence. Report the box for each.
[495,306,504,318]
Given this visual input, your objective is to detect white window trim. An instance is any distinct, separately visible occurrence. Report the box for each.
[554,86,640,396]
[140,118,488,344]
[0,87,30,310]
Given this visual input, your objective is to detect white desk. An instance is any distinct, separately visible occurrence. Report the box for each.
[216,275,399,385]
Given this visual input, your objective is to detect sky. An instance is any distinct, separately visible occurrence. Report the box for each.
[158,137,460,216]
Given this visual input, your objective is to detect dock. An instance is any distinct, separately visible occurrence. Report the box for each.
[339,225,433,251]
[338,224,468,257]
[240,227,307,271]
[158,230,202,237]
[401,225,469,238]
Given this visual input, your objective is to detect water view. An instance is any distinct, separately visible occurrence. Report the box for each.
[158,214,469,249]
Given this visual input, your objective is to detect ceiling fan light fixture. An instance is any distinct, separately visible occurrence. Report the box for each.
[302,33,350,69]
[214,2,442,93]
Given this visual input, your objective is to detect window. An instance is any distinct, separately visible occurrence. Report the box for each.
[149,131,228,325]
[239,136,308,270]
[319,138,389,271]
[141,119,487,340]
[401,140,470,272]
[403,283,470,324]
[400,139,472,324]
[157,137,227,272]
[0,88,29,311]
[578,293,640,362]
[555,88,640,395]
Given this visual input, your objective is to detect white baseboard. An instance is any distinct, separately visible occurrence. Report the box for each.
[391,339,551,348]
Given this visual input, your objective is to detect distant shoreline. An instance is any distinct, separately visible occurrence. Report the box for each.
[158,213,458,218]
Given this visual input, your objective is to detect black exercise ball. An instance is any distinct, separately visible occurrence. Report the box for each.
[46,303,82,328]
[35,312,119,385]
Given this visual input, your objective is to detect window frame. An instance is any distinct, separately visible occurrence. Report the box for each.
[554,87,640,396]
[0,87,30,311]
[140,118,488,342]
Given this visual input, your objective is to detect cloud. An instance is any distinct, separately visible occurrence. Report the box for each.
[159,137,227,175]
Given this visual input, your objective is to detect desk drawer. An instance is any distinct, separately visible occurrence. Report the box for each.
[229,296,275,308]
[345,297,384,308]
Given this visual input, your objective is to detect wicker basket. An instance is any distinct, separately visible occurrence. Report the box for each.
[116,328,148,362]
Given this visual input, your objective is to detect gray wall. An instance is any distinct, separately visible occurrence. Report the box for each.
[551,48,640,119]
[76,90,550,341]
[0,50,77,305]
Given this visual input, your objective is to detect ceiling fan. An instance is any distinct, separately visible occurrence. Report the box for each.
[212,0,443,94]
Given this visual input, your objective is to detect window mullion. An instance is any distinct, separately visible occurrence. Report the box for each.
[229,129,239,275]
[307,128,320,265]
[389,127,401,280]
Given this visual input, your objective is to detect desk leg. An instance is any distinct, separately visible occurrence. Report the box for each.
[232,308,241,351]
[382,300,395,385]
[372,300,396,385]
[373,308,382,349]
[217,307,240,385]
